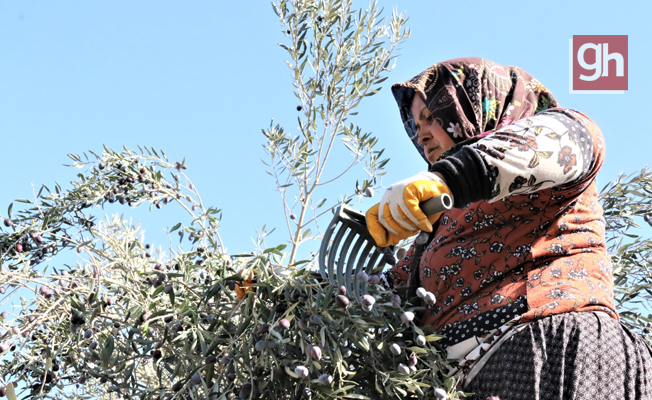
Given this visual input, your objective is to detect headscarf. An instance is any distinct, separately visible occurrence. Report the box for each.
[391,57,559,164]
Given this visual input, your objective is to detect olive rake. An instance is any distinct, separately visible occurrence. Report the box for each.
[318,194,453,304]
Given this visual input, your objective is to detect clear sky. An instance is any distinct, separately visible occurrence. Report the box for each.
[1,0,650,259]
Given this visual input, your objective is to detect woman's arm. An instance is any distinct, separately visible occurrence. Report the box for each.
[429,108,605,207]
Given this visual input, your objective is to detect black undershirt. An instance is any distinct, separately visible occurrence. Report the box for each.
[429,146,494,208]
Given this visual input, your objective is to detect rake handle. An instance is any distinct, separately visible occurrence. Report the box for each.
[419,193,453,216]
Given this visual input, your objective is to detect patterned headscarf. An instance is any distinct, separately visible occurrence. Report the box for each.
[391,57,559,164]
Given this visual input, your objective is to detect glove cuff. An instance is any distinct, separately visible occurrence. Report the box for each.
[418,171,455,206]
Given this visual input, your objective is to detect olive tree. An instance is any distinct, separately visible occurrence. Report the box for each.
[600,167,652,334]
[0,1,458,399]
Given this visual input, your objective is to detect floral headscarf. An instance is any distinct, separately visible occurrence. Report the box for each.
[391,57,559,164]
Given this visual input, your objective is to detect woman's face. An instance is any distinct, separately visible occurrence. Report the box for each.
[411,94,456,164]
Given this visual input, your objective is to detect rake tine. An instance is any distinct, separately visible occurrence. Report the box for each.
[325,222,350,287]
[335,227,359,291]
[356,244,381,316]
[353,241,375,303]
[359,248,383,301]
[319,205,345,286]
[344,235,368,295]
[367,248,388,277]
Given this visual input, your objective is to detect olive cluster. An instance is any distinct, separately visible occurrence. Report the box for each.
[101,162,156,207]
[0,223,64,268]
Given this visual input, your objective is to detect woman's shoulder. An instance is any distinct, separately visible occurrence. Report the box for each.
[535,107,599,129]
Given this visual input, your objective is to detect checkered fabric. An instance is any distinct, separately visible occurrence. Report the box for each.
[465,311,652,400]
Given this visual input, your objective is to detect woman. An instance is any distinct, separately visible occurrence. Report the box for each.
[365,57,652,399]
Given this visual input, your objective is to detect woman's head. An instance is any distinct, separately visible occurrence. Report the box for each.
[392,57,559,164]
[411,94,456,163]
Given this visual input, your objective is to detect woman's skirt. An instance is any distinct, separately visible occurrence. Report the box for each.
[465,311,652,400]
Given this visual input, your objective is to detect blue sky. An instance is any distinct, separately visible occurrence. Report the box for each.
[1,0,650,260]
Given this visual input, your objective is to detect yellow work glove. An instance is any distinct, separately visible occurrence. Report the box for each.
[365,171,452,247]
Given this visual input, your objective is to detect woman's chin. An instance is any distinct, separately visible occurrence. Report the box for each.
[426,151,441,164]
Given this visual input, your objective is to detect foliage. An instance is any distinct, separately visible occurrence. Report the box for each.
[263,0,407,265]
[0,0,458,399]
[600,166,652,334]
[0,140,462,400]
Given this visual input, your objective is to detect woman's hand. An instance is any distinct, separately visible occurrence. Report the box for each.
[365,171,452,247]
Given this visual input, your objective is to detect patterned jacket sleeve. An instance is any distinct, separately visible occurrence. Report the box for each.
[384,245,414,289]
[430,108,605,206]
